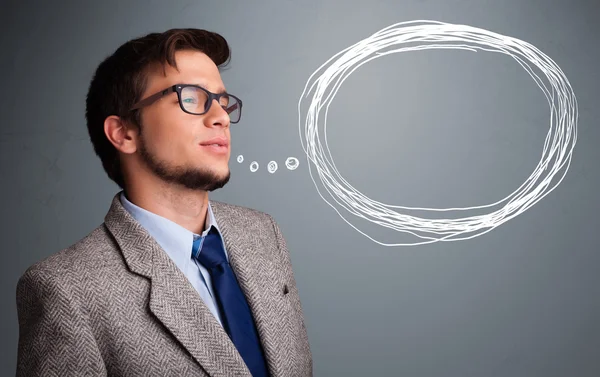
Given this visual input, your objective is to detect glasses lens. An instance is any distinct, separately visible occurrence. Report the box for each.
[223,95,242,123]
[180,86,209,114]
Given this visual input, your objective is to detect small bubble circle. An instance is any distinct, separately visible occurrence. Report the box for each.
[267,161,278,174]
[285,157,300,170]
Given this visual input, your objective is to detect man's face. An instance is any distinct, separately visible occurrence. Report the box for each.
[135,50,231,191]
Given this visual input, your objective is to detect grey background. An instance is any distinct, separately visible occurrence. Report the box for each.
[1,0,599,376]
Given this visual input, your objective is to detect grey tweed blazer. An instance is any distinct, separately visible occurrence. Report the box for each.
[16,193,312,376]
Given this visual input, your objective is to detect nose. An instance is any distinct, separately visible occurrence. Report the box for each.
[204,99,230,128]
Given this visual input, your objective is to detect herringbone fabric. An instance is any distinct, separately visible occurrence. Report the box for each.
[15,192,313,376]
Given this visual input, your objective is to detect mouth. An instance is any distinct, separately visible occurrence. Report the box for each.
[199,138,229,155]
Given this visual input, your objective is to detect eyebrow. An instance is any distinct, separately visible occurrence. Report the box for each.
[194,83,227,93]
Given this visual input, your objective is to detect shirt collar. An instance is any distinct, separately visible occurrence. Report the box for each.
[119,191,224,274]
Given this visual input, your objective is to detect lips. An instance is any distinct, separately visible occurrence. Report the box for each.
[199,137,229,147]
[199,137,229,155]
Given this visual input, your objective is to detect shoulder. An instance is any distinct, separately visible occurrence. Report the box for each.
[210,200,278,225]
[16,224,120,290]
[209,200,289,246]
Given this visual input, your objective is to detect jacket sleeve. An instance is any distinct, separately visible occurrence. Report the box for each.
[15,266,106,376]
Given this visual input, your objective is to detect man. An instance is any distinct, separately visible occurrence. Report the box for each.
[15,29,312,376]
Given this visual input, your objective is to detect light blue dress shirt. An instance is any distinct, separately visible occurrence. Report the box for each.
[119,192,228,327]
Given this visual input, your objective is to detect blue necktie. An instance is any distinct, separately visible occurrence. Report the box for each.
[193,227,269,377]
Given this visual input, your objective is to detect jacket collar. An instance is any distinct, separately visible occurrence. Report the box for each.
[104,192,252,376]
[104,192,292,376]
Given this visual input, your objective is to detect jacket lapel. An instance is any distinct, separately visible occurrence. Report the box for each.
[104,193,252,377]
[211,201,293,377]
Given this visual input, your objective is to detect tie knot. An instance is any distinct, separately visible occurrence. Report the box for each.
[194,227,227,269]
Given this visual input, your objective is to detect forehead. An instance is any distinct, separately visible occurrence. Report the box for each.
[144,50,226,93]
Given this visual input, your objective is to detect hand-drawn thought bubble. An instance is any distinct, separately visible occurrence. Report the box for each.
[237,155,300,173]
[297,20,578,246]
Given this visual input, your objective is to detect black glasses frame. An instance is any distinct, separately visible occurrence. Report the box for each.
[129,84,243,123]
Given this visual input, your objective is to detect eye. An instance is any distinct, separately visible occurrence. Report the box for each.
[183,97,198,104]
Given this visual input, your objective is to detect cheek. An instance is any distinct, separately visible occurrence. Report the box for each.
[145,111,196,142]
[141,125,197,161]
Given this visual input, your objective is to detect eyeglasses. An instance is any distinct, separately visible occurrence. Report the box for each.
[129,84,243,123]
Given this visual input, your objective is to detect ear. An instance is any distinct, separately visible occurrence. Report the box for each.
[104,115,139,155]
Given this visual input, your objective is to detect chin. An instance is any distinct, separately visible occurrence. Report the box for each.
[165,164,231,192]
[210,165,230,179]
[205,171,230,192]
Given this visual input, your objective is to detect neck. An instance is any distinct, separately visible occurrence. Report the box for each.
[124,177,209,235]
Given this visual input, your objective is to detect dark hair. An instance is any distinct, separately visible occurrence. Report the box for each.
[85,29,230,189]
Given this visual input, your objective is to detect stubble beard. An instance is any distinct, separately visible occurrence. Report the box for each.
[137,135,230,192]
